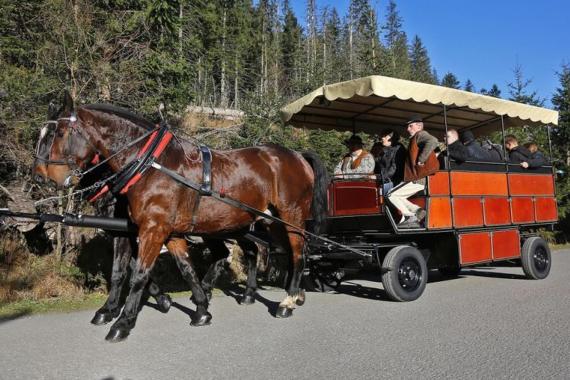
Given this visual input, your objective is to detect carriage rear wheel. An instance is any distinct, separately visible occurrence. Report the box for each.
[521,237,551,280]
[381,246,427,302]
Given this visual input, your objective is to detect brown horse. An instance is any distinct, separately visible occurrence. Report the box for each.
[33,102,174,326]
[35,93,328,342]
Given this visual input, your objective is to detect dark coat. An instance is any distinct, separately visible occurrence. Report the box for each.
[508,146,532,164]
[464,140,490,161]
[374,143,405,185]
[447,140,470,162]
[527,150,549,168]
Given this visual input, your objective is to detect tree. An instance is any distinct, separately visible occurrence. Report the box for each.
[480,84,502,98]
[508,64,544,106]
[380,0,410,79]
[464,79,475,92]
[551,64,570,239]
[409,35,435,84]
[441,72,460,89]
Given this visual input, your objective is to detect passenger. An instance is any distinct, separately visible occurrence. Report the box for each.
[505,135,533,167]
[333,134,375,179]
[459,130,490,161]
[387,116,439,227]
[372,128,406,194]
[440,128,470,163]
[522,142,549,168]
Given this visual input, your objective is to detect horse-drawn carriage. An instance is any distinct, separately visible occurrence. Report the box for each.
[27,74,558,341]
[281,75,558,302]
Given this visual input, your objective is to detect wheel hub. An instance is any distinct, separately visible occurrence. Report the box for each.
[398,259,422,291]
[533,247,549,272]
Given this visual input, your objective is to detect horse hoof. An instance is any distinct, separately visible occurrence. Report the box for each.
[156,294,172,314]
[295,297,305,306]
[240,294,256,305]
[275,306,293,318]
[190,312,212,327]
[91,311,113,326]
[105,328,130,343]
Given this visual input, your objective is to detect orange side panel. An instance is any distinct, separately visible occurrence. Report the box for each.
[492,230,521,260]
[511,197,535,224]
[483,197,511,225]
[428,171,450,196]
[453,198,484,228]
[459,232,492,264]
[451,172,508,196]
[535,197,558,222]
[508,174,555,196]
[427,197,452,229]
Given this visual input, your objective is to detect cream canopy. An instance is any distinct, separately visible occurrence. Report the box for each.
[280,75,558,137]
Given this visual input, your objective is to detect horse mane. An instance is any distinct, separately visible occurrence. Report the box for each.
[83,104,156,131]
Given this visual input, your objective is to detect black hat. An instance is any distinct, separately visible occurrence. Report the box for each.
[344,134,363,146]
[460,130,475,143]
[406,114,423,125]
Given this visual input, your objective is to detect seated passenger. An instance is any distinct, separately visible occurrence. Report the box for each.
[387,116,439,228]
[459,130,490,161]
[372,128,406,194]
[505,135,533,167]
[440,128,470,163]
[522,142,549,168]
[333,134,375,179]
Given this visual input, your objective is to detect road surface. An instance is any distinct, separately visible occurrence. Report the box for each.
[1,250,570,379]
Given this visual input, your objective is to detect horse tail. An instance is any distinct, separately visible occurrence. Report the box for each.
[301,151,329,235]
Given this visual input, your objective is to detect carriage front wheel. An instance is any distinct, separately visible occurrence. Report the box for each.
[381,246,427,302]
[521,237,551,280]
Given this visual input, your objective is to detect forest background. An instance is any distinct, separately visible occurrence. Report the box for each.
[1,0,569,308]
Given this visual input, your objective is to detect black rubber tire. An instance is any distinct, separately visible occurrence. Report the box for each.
[521,237,551,280]
[381,246,428,302]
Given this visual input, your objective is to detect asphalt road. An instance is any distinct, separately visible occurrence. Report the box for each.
[2,250,570,380]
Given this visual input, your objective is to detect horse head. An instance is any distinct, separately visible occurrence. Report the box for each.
[33,91,100,188]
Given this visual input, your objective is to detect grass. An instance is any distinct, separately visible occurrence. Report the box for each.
[0,289,203,322]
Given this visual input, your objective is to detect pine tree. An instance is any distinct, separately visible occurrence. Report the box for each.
[409,35,435,84]
[551,64,570,234]
[441,72,460,89]
[464,79,475,92]
[281,0,302,96]
[380,0,410,79]
[480,84,502,98]
[508,64,544,106]
[348,0,382,77]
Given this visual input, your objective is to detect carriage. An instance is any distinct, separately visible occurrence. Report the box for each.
[280,75,559,302]
[25,75,559,341]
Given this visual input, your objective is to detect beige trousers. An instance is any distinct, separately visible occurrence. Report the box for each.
[387,182,425,217]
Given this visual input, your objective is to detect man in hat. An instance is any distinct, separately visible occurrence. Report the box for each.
[333,134,375,179]
[387,115,439,228]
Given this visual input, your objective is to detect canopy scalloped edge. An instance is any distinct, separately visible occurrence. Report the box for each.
[280,75,558,127]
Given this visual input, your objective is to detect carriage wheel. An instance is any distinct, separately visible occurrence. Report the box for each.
[381,246,427,302]
[521,237,551,280]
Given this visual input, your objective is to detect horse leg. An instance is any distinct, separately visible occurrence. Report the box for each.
[238,239,259,305]
[201,238,230,302]
[105,227,166,343]
[167,237,212,327]
[276,232,306,318]
[91,235,132,325]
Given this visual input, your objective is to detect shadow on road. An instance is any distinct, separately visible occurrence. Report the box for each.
[0,308,32,325]
[460,269,526,280]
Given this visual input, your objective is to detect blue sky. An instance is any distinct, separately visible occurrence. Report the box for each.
[291,0,570,107]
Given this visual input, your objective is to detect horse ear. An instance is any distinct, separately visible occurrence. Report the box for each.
[48,101,58,119]
[62,90,74,114]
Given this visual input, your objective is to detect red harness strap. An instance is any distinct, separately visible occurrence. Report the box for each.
[88,129,173,202]
[119,131,173,194]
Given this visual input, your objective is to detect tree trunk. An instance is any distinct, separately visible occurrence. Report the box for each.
[220,9,228,107]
